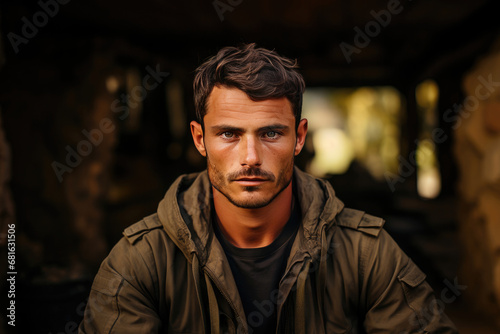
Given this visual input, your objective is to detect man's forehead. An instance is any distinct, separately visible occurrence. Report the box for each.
[205,86,294,118]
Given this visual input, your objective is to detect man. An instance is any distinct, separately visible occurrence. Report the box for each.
[79,43,458,333]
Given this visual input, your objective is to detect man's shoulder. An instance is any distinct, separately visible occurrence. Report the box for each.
[103,213,185,273]
[335,207,385,238]
[332,208,411,281]
[122,213,166,245]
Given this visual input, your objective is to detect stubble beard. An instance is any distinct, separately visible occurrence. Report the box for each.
[207,155,295,209]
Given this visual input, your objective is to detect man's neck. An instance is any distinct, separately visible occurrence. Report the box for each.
[213,183,293,248]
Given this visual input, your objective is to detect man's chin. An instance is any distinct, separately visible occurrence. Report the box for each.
[225,188,275,209]
[228,197,273,209]
[241,185,263,192]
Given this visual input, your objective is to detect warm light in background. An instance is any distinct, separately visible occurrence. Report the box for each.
[310,128,354,175]
[106,75,120,94]
[415,79,441,199]
[302,87,402,180]
[416,139,441,198]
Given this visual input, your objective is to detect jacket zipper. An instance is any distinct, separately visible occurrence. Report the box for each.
[275,256,310,334]
[204,268,247,334]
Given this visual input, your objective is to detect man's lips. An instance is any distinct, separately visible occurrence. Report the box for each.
[233,178,269,185]
[235,177,267,181]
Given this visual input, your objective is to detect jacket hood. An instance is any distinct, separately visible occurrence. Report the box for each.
[157,167,344,264]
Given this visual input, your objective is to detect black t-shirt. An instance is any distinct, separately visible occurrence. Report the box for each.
[213,202,300,334]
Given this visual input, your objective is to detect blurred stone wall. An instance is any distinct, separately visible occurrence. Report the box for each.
[455,45,500,327]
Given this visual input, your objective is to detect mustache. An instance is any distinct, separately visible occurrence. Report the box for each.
[228,167,275,182]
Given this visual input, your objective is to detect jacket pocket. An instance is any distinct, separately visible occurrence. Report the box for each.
[83,269,124,333]
[397,259,430,332]
[397,259,426,306]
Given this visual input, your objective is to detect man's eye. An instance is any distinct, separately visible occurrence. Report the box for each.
[222,132,234,138]
[266,131,278,138]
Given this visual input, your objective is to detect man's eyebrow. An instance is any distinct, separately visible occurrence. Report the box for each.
[210,125,244,133]
[209,124,290,133]
[259,124,289,132]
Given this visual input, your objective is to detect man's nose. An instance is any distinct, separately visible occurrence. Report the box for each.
[239,136,262,167]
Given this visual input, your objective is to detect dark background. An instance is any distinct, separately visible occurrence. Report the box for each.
[1,0,500,332]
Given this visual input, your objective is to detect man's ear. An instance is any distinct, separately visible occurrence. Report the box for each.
[294,118,308,156]
[190,121,207,157]
[190,121,206,157]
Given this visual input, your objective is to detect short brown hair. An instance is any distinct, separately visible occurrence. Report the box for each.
[193,43,305,128]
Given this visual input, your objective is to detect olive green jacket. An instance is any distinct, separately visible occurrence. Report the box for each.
[79,168,458,333]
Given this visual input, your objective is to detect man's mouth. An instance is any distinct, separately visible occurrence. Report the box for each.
[234,177,268,186]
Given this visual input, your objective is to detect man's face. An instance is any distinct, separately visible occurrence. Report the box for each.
[191,86,307,209]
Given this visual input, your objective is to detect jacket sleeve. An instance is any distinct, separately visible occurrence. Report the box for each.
[362,229,458,333]
[79,237,162,333]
